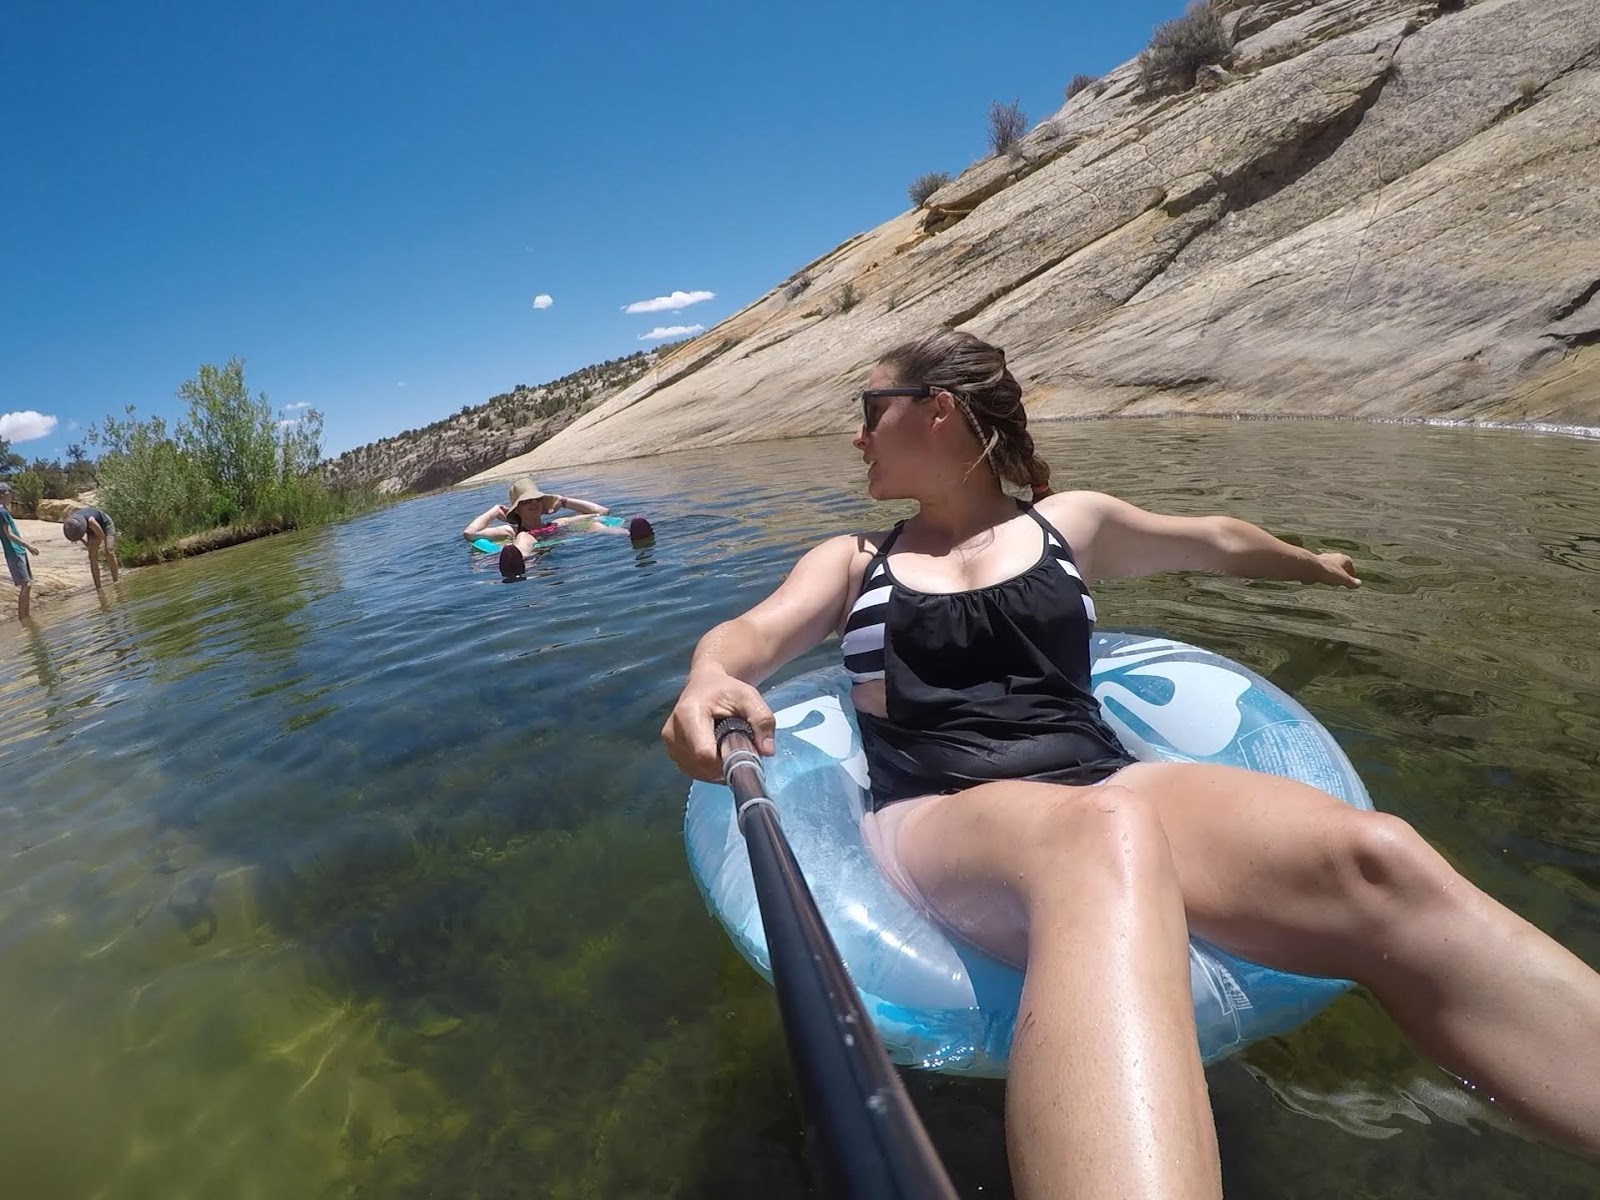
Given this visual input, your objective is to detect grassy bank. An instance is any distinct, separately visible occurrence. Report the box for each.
[116,488,391,566]
[93,358,394,565]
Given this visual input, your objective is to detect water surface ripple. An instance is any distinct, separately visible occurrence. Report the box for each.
[1,418,1597,1198]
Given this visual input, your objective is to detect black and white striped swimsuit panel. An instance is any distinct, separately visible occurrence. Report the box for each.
[839,505,1133,808]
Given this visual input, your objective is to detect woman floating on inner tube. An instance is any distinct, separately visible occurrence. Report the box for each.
[463,477,653,577]
[661,329,1600,1200]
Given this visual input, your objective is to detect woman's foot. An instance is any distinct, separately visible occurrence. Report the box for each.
[628,516,654,543]
[498,544,526,578]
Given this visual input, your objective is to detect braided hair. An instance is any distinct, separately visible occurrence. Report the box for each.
[876,330,1052,500]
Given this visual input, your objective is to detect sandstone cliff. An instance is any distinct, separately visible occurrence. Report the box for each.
[472,0,1599,480]
[326,349,660,494]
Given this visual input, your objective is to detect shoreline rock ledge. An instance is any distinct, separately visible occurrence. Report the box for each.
[472,0,1600,479]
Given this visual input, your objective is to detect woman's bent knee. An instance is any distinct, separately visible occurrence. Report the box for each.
[1018,784,1175,904]
[1324,811,1454,936]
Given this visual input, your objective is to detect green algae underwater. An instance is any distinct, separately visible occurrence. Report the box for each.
[0,420,1597,1199]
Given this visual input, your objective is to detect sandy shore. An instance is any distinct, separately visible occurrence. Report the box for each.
[2,517,120,622]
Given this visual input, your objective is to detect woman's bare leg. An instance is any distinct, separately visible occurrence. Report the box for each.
[1113,761,1600,1157]
[889,782,1222,1200]
[581,516,653,539]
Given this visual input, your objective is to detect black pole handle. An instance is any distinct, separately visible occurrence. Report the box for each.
[714,712,958,1199]
[714,715,756,750]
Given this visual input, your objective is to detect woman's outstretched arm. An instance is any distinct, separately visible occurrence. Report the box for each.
[555,494,608,516]
[1049,491,1360,588]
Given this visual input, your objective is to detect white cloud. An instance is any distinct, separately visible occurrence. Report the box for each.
[622,289,714,314]
[531,293,553,310]
[277,418,299,429]
[0,410,58,443]
[639,324,704,341]
[284,401,310,410]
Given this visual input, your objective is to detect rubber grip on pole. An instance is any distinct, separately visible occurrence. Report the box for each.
[714,716,756,753]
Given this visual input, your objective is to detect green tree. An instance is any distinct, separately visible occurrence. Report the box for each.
[89,407,202,540]
[278,406,324,478]
[65,442,96,492]
[177,358,282,516]
[24,456,69,501]
[0,436,24,477]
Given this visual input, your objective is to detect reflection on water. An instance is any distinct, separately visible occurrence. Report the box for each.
[0,418,1597,1198]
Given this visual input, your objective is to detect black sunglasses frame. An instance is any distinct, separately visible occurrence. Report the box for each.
[860,385,933,432]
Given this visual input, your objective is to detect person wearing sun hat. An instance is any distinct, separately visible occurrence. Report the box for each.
[1,481,43,620]
[61,505,120,589]
[462,477,654,577]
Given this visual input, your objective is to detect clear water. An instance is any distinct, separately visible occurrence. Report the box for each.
[1,419,1597,1199]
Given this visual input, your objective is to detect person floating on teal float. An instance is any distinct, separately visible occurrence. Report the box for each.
[1,481,42,621]
[61,507,120,589]
[661,329,1600,1200]
[463,477,654,577]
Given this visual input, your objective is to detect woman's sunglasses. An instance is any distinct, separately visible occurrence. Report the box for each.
[860,385,933,432]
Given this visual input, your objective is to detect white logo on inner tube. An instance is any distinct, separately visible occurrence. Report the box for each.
[775,696,870,789]
[1094,640,1251,759]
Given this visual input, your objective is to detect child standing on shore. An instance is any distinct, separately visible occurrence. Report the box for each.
[0,482,42,621]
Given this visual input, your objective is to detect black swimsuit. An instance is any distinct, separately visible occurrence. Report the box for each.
[841,505,1134,809]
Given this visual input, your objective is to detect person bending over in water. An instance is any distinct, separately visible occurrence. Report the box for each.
[661,329,1600,1200]
[62,507,120,589]
[463,477,654,577]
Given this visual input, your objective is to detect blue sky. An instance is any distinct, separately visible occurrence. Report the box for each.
[2,0,1186,458]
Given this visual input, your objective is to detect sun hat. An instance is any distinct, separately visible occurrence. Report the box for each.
[62,513,88,541]
[505,478,549,511]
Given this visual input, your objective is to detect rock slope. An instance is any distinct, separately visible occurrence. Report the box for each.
[327,350,660,494]
[474,0,1599,479]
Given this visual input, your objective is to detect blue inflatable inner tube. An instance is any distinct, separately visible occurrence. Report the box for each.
[684,631,1374,1078]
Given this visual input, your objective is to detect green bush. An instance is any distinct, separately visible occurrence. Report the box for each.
[1066,73,1100,99]
[204,493,244,528]
[907,171,952,207]
[20,457,70,505]
[177,359,283,516]
[90,410,203,542]
[8,470,44,518]
[987,98,1027,156]
[835,282,859,314]
[88,358,380,555]
[1139,4,1231,92]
